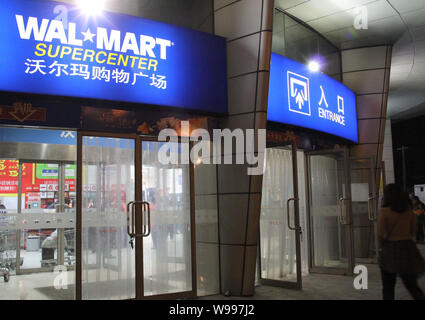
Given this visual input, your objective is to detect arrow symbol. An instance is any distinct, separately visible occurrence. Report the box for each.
[295,92,304,109]
[9,102,36,122]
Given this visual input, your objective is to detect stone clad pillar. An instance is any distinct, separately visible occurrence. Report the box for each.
[342,46,392,185]
[213,0,274,296]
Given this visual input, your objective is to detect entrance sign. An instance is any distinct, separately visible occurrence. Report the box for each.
[0,0,227,113]
[268,53,358,143]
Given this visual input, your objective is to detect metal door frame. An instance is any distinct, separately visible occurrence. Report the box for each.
[76,131,197,300]
[305,148,355,276]
[349,155,378,264]
[258,141,303,290]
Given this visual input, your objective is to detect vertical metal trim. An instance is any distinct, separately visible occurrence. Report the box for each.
[16,161,22,274]
[57,162,64,267]
[381,161,387,187]
[215,162,222,294]
[369,156,379,263]
[344,148,355,275]
[135,137,143,299]
[189,141,197,297]
[291,141,302,289]
[76,131,83,300]
[211,0,215,34]
[304,154,313,271]
[256,233,261,286]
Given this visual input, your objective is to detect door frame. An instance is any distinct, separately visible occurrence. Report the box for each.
[304,148,355,276]
[258,141,303,290]
[349,155,378,264]
[76,131,197,300]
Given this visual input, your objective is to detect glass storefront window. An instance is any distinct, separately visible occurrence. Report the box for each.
[0,127,76,300]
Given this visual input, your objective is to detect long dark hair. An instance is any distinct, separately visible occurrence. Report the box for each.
[382,183,411,213]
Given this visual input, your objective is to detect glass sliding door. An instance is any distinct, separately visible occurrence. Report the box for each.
[80,135,136,300]
[141,141,193,297]
[350,156,377,264]
[306,149,354,275]
[259,142,303,289]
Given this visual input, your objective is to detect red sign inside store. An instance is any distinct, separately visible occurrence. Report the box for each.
[0,160,76,194]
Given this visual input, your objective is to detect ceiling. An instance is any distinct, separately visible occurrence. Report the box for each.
[275,0,425,121]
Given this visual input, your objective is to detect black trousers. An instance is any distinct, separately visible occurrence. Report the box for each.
[381,269,425,300]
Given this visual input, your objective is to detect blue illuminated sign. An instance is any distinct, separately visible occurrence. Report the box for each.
[0,0,227,113]
[268,53,358,143]
[0,127,76,145]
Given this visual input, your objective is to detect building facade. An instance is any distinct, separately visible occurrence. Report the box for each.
[0,0,391,299]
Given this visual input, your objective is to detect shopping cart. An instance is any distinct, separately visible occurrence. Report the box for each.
[40,229,75,267]
[64,229,75,267]
[0,231,23,274]
[0,233,10,282]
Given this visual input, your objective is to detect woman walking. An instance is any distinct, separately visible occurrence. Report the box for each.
[378,183,425,300]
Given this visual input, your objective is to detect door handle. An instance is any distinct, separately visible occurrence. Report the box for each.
[287,198,300,231]
[127,201,136,249]
[142,201,151,237]
[339,197,349,225]
[127,201,151,248]
[368,196,377,221]
[127,201,151,249]
[126,201,135,238]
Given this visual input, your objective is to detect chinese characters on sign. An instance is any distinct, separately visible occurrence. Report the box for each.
[24,59,167,88]
[0,102,47,122]
[0,160,20,193]
[0,161,76,195]
[0,0,228,113]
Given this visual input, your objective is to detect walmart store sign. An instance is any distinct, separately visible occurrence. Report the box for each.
[268,53,358,143]
[0,0,227,113]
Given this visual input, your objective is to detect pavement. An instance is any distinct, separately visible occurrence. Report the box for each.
[201,243,425,300]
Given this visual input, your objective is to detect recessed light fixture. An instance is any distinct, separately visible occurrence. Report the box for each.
[77,0,105,16]
[308,60,320,72]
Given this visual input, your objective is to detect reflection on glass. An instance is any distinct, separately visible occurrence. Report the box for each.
[260,148,308,282]
[309,153,349,269]
[81,137,135,300]
[193,148,220,297]
[0,160,19,279]
[272,9,341,77]
[21,163,59,270]
[0,127,77,299]
[350,158,376,263]
[142,141,192,296]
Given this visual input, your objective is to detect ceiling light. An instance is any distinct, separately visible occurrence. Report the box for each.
[308,60,320,72]
[77,0,105,16]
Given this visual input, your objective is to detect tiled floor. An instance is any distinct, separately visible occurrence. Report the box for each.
[202,244,425,300]
[0,271,75,300]
[2,245,425,300]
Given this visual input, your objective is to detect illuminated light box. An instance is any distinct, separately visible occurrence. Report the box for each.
[0,0,227,113]
[267,53,358,143]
